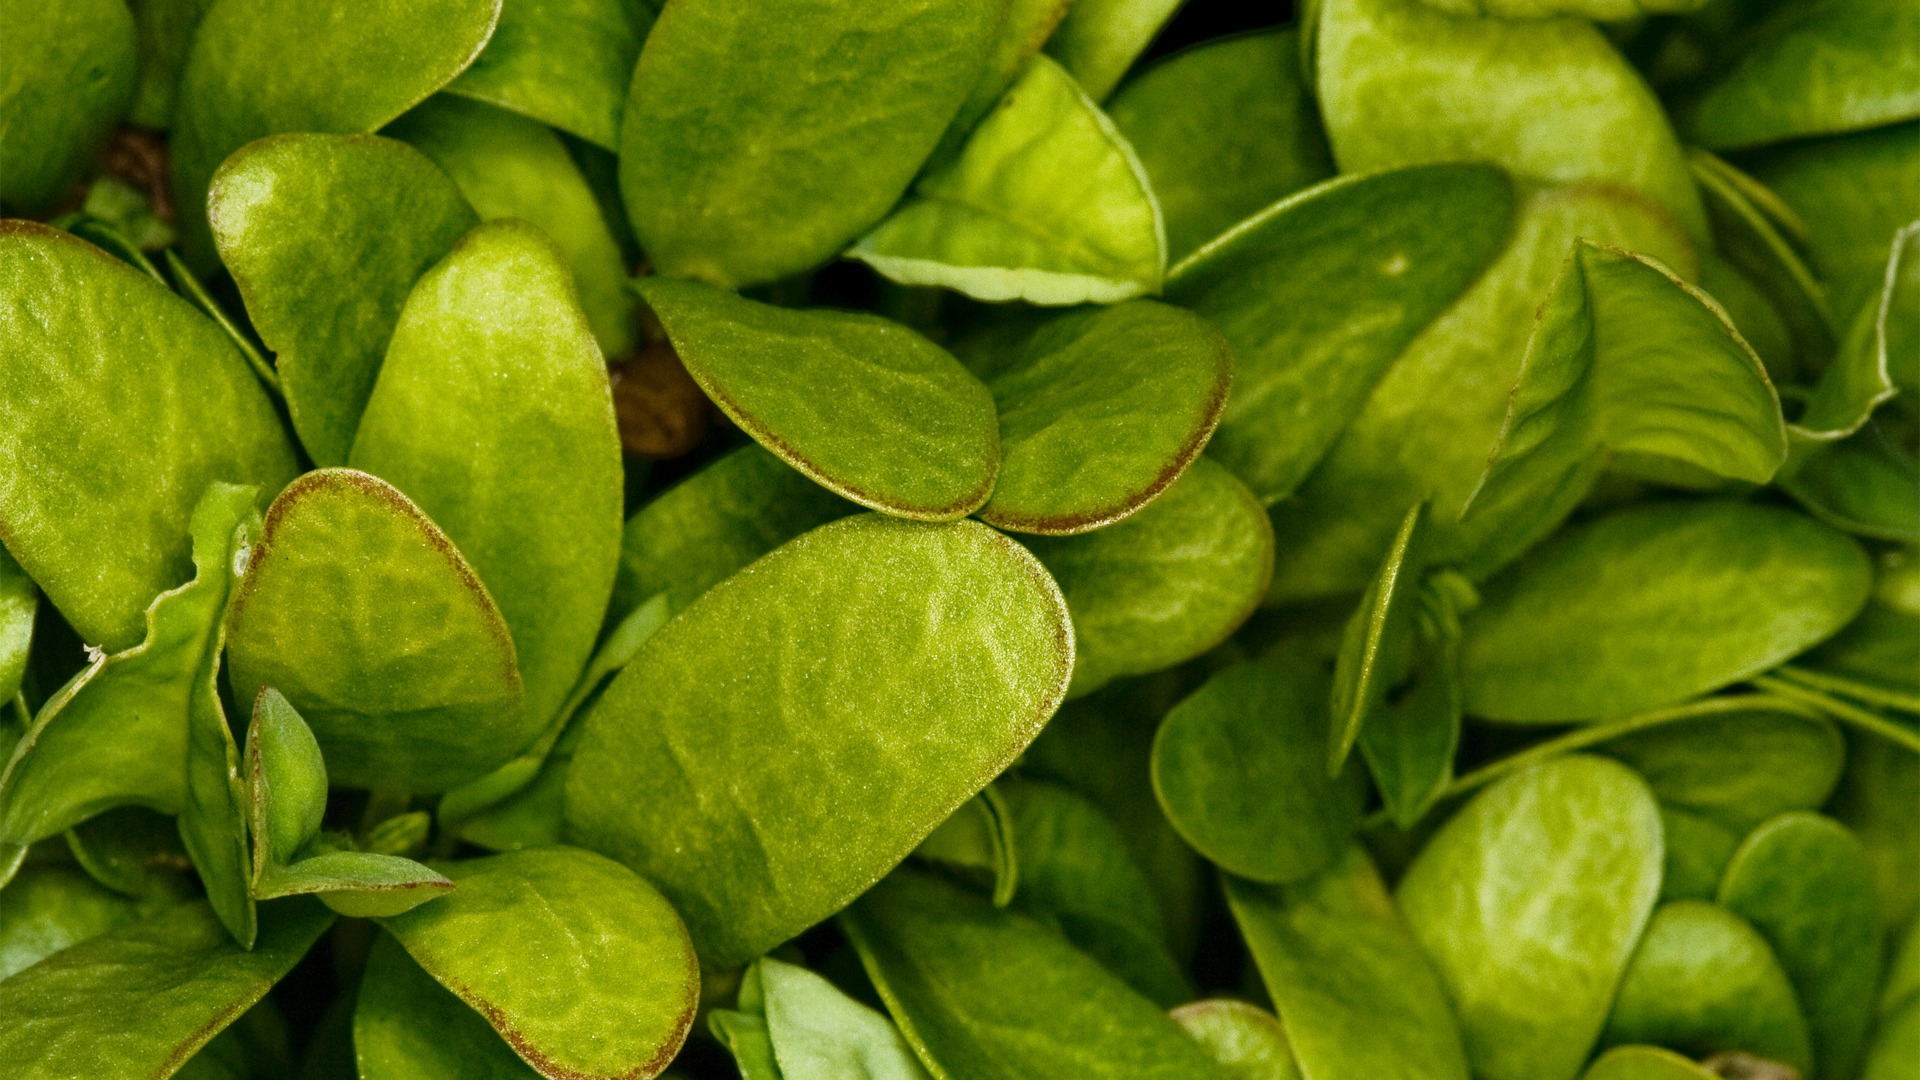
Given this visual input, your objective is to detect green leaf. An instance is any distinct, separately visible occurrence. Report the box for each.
[1042,0,1183,101]
[1676,0,1920,151]
[64,806,197,902]
[1459,501,1872,722]
[0,864,140,981]
[0,897,333,1080]
[1780,420,1920,545]
[1463,242,1788,563]
[979,301,1230,534]
[1580,1046,1720,1080]
[444,0,654,150]
[610,445,855,621]
[1655,807,1742,903]
[388,94,638,357]
[1600,901,1812,1072]
[1396,756,1664,1080]
[1165,164,1514,503]
[0,221,298,650]
[0,0,136,212]
[936,0,1075,156]
[1329,502,1426,773]
[207,132,479,466]
[126,0,212,130]
[351,218,621,731]
[620,0,999,289]
[354,931,541,1079]
[1596,700,1845,835]
[1227,846,1469,1080]
[1418,0,1707,16]
[842,868,1233,1079]
[1167,999,1302,1080]
[1862,997,1920,1080]
[1107,29,1334,262]
[913,785,1019,908]
[169,0,500,266]
[851,55,1165,305]
[1832,729,1920,932]
[636,277,1000,522]
[1026,457,1271,697]
[565,513,1072,967]
[1790,223,1910,442]
[377,846,699,1080]
[756,956,933,1080]
[1153,653,1367,884]
[1689,149,1836,375]
[1717,812,1882,1080]
[0,546,35,705]
[225,469,529,792]
[1315,0,1704,239]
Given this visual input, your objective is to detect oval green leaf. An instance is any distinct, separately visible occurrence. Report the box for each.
[1581,1046,1720,1080]
[1042,0,1184,101]
[444,0,653,150]
[1597,699,1845,835]
[565,513,1072,968]
[1396,756,1664,1080]
[1460,500,1872,722]
[636,277,1000,522]
[0,0,136,213]
[756,955,933,1080]
[355,931,543,1080]
[1168,999,1302,1080]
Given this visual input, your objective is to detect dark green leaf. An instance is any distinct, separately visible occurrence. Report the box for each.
[445,0,654,150]
[126,0,211,129]
[1597,700,1845,835]
[755,955,932,1079]
[64,806,196,902]
[353,932,541,1080]
[1689,149,1835,374]
[0,0,136,212]
[912,785,1018,908]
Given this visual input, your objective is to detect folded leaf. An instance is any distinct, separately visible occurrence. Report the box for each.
[1042,0,1183,101]
[1329,503,1426,773]
[1460,501,1872,722]
[355,932,543,1079]
[1397,756,1663,1080]
[937,0,1075,155]
[979,301,1230,535]
[1168,999,1302,1080]
[0,0,136,212]
[620,0,998,288]
[226,469,528,792]
[852,55,1165,305]
[1781,419,1920,544]
[637,277,1000,522]
[566,514,1072,967]
[0,897,333,1080]
[1228,846,1469,1080]
[1689,149,1835,374]
[444,0,654,150]
[1026,457,1272,697]
[208,132,479,465]
[755,956,933,1080]
[0,221,297,649]
[378,846,699,1080]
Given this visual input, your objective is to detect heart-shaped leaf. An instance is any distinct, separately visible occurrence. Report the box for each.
[936,0,1074,155]
[565,513,1072,967]
[636,277,1000,522]
[619,0,998,289]
[1717,812,1882,1080]
[0,897,332,1079]
[207,132,479,466]
[1459,500,1872,722]
[1164,164,1515,505]
[355,932,542,1079]
[1107,28,1333,262]
[841,868,1233,1079]
[0,221,297,649]
[226,468,528,792]
[351,218,622,731]
[0,0,136,212]
[444,0,654,150]
[1600,901,1813,1072]
[1168,999,1302,1080]
[1042,0,1183,101]
[377,846,699,1080]
[1396,756,1664,1080]
[978,301,1231,535]
[1227,846,1470,1080]
[1026,457,1272,697]
[1153,653,1367,885]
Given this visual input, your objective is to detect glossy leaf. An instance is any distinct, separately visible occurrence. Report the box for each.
[388,94,638,357]
[1043,0,1183,101]
[566,514,1072,967]
[1461,501,1872,722]
[979,301,1230,534]
[0,545,35,706]
[225,469,529,792]
[0,221,298,649]
[1677,0,1920,151]
[0,0,136,212]
[851,55,1166,305]
[0,864,140,981]
[1153,653,1367,884]
[842,868,1233,1080]
[1465,243,1788,560]
[444,0,653,150]
[1165,164,1514,505]
[169,0,500,265]
[636,277,999,522]
[355,932,543,1080]
[755,956,933,1080]
[1598,701,1846,835]
[1168,1000,1302,1080]
[1397,756,1664,1080]
[1108,29,1334,261]
[208,132,479,465]
[1228,846,1470,1080]
[0,898,332,1080]
[620,0,998,289]
[1580,1046,1720,1080]
[1717,812,1882,1080]
[1027,457,1272,697]
[351,218,622,731]
[378,847,698,1080]
[1600,901,1812,1072]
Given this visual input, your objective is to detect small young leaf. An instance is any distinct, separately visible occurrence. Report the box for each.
[1597,701,1845,835]
[1329,502,1427,773]
[757,956,933,1080]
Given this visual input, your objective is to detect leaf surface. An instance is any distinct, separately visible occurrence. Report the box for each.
[445,0,653,149]
[0,0,136,212]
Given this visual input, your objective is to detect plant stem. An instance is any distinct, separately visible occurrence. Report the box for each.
[1772,664,1920,716]
[1752,675,1920,754]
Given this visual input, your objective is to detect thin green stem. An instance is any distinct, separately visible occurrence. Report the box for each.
[1774,665,1920,716]
[1752,675,1920,754]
